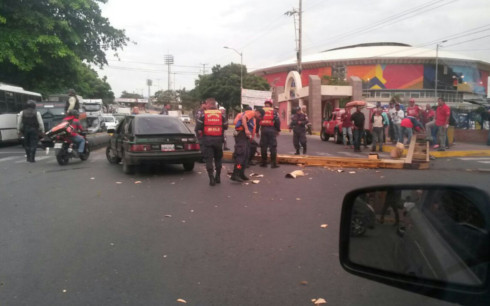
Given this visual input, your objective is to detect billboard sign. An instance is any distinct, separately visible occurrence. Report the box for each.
[241,89,272,109]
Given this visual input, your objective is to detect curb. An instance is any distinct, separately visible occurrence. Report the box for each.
[381,144,490,158]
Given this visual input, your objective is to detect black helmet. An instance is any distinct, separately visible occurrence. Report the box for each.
[68,109,79,117]
[27,100,37,109]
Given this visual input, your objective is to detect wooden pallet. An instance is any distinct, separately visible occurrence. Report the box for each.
[222,135,429,170]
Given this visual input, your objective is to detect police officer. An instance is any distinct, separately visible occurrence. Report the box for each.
[17,100,45,162]
[195,101,207,163]
[289,106,309,155]
[231,108,264,182]
[196,98,228,186]
[65,89,80,113]
[259,99,281,168]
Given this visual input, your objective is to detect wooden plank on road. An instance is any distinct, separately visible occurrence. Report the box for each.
[222,151,428,170]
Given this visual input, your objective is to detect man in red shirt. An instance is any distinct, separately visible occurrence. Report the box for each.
[435,97,451,151]
[420,104,435,126]
[341,107,353,148]
[406,98,421,121]
[62,110,85,155]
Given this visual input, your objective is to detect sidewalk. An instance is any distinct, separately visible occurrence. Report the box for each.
[381,141,490,158]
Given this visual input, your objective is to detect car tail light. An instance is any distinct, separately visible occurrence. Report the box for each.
[130,144,151,152]
[184,143,200,151]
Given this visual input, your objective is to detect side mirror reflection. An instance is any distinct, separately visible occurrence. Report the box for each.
[341,186,490,288]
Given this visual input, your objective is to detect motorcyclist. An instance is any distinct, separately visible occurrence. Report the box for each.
[62,109,85,155]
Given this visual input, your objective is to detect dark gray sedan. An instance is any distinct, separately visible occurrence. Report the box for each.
[105,114,201,174]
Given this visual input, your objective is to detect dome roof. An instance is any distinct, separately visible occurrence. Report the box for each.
[254,42,490,74]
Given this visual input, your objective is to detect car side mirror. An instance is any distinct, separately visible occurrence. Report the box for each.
[340,185,490,305]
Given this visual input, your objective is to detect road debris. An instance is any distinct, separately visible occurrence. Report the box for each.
[134,181,142,184]
[164,215,172,218]
[337,169,344,173]
[348,171,356,174]
[300,281,308,286]
[116,181,123,184]
[252,180,260,184]
[312,298,327,304]
[62,289,67,293]
[286,170,305,178]
[296,198,301,201]
[90,177,95,180]
[177,298,187,303]
[321,224,328,228]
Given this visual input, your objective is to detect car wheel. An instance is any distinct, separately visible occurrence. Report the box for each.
[350,216,367,237]
[183,161,195,171]
[106,146,121,164]
[320,128,329,141]
[56,151,69,166]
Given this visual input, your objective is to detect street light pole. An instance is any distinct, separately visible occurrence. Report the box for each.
[435,40,447,100]
[224,46,243,108]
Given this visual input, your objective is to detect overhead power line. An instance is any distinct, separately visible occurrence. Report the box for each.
[303,0,459,53]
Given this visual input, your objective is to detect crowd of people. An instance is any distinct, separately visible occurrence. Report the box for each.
[192,96,457,185]
[340,98,451,153]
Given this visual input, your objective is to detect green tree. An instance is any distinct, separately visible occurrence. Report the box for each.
[120,91,143,99]
[0,0,128,95]
[194,63,269,112]
[178,88,200,111]
[155,90,178,105]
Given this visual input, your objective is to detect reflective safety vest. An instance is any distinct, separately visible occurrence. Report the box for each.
[260,107,274,127]
[203,109,223,136]
[234,110,256,135]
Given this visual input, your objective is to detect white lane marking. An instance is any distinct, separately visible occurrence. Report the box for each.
[459,157,490,161]
[478,161,490,164]
[0,156,21,163]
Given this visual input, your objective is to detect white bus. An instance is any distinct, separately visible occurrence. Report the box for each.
[0,83,42,143]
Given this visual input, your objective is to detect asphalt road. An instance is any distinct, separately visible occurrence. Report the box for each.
[0,138,488,306]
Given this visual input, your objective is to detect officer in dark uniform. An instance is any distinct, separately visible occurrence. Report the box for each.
[17,100,45,162]
[194,101,207,163]
[259,99,281,168]
[195,98,228,186]
[231,108,264,182]
[289,106,309,155]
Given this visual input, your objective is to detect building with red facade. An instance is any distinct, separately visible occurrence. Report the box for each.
[252,42,490,131]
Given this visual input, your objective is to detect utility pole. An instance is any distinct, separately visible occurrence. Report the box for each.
[200,63,208,75]
[285,0,302,74]
[298,0,302,74]
[146,79,152,107]
[164,54,174,91]
[435,40,447,100]
[224,46,243,107]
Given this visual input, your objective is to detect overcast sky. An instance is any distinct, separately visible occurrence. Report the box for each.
[97,0,490,97]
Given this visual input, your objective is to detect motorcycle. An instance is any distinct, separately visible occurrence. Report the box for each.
[42,121,90,165]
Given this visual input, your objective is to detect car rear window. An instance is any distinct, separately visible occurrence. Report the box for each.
[134,116,192,135]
